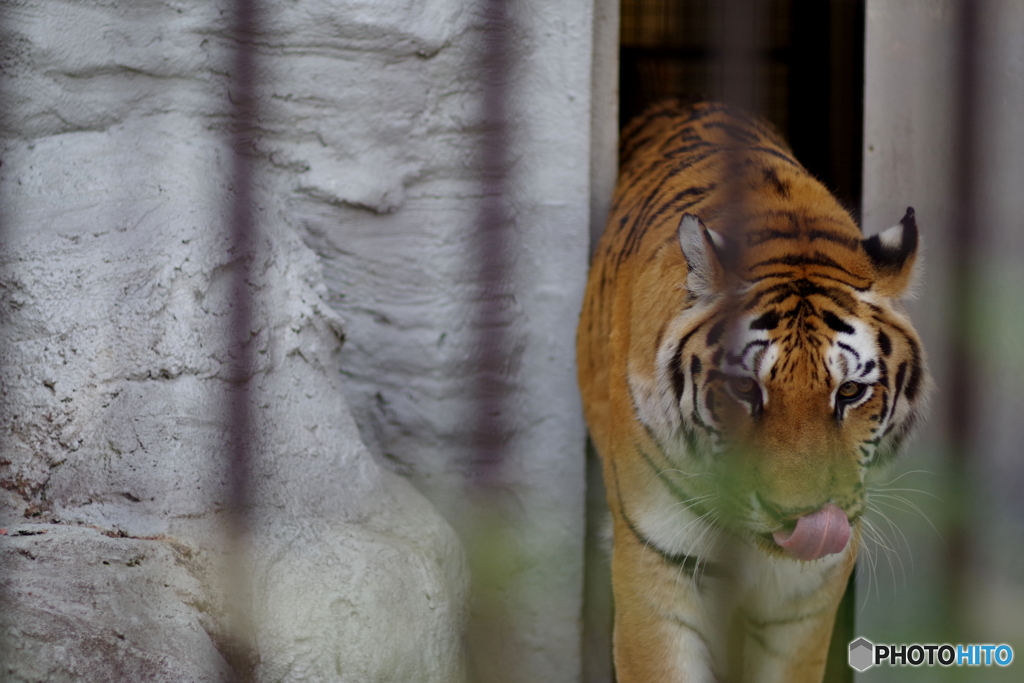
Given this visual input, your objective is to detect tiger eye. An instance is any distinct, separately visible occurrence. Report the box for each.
[729,376,758,396]
[837,381,862,399]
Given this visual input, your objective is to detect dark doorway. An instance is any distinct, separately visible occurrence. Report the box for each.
[619,0,865,213]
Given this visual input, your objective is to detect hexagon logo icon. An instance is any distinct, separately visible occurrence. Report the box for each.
[849,637,875,671]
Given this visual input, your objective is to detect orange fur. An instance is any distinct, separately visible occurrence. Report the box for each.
[578,102,930,682]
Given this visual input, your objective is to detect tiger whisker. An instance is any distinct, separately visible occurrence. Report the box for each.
[860,514,907,604]
[866,501,913,561]
[658,468,721,481]
[857,518,890,610]
[855,525,877,612]
[869,492,942,540]
[865,504,910,589]
[872,485,942,501]
[872,469,937,488]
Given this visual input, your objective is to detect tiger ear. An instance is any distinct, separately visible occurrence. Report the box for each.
[678,213,737,298]
[862,207,920,298]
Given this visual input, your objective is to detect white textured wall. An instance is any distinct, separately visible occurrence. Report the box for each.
[300,2,595,682]
[861,1,1024,679]
[0,1,599,681]
[0,1,498,681]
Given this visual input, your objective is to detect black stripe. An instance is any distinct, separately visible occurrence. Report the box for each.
[877,330,892,356]
[686,102,736,122]
[645,188,713,229]
[905,337,923,401]
[746,228,799,247]
[634,440,700,510]
[663,141,717,157]
[704,120,761,144]
[705,368,727,383]
[750,310,780,331]
[823,310,855,334]
[888,361,907,426]
[663,147,734,179]
[836,341,861,359]
[706,317,728,345]
[666,315,721,405]
[749,145,803,169]
[670,338,687,403]
[690,354,721,437]
[617,173,717,264]
[761,166,790,197]
[667,614,713,648]
[744,606,831,629]
[705,387,721,424]
[744,627,783,658]
[731,339,769,367]
[744,226,860,252]
[690,393,720,437]
[750,253,861,279]
[801,271,872,293]
[744,278,860,313]
[805,229,861,251]
[617,180,667,262]
[671,126,702,143]
[744,269,798,284]
[618,500,728,580]
[606,456,629,520]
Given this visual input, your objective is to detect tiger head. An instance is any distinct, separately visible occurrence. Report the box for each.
[643,208,931,561]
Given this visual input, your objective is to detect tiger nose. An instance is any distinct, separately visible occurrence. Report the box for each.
[755,491,836,523]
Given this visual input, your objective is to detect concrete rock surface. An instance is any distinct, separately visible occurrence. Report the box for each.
[1,526,233,683]
[0,1,477,681]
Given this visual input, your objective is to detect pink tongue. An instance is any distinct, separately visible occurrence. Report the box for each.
[772,504,850,561]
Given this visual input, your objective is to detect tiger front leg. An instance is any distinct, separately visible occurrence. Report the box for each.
[610,516,720,683]
[610,514,857,683]
[735,608,838,683]
[732,543,858,683]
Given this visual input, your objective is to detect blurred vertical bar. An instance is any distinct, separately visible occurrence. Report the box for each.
[717,0,758,113]
[225,0,259,678]
[714,3,761,681]
[0,0,7,645]
[589,0,620,256]
[786,4,861,681]
[945,0,981,644]
[582,0,619,681]
[466,0,514,681]
[715,4,855,681]
[819,5,861,682]
[472,0,512,486]
[228,0,257,534]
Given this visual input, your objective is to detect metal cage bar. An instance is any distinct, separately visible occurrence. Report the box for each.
[944,0,982,646]
[224,0,260,677]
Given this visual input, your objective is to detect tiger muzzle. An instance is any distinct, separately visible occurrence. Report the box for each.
[771,503,851,561]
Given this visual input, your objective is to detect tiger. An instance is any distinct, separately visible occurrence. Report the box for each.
[577,101,930,683]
